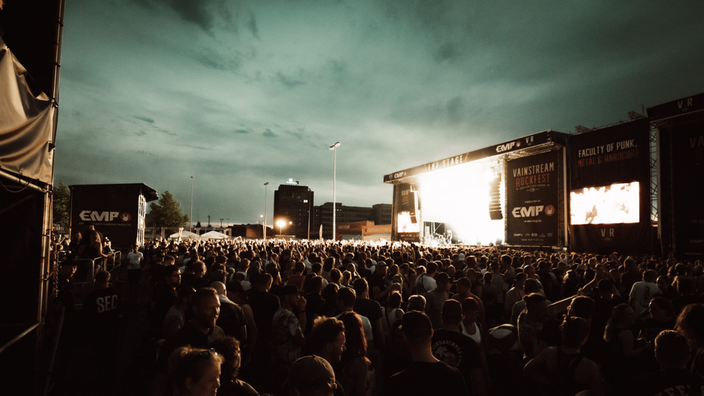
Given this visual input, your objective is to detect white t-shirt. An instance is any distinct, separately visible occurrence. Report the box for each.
[629,281,661,317]
[127,251,143,270]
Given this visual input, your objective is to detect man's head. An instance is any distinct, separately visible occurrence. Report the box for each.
[193,261,206,277]
[435,272,452,292]
[288,355,337,396]
[210,281,227,296]
[309,317,346,364]
[95,270,110,287]
[407,294,426,312]
[426,261,439,276]
[191,287,220,329]
[655,330,691,370]
[643,269,658,283]
[441,299,463,326]
[524,293,549,322]
[455,277,471,295]
[336,287,356,311]
[524,278,540,294]
[352,278,368,297]
[165,265,181,288]
[401,311,433,345]
[461,297,479,325]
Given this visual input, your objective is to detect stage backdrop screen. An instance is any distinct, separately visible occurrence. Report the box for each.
[506,150,559,246]
[569,119,651,253]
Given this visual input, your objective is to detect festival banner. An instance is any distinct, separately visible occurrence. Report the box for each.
[506,150,559,246]
[569,119,651,253]
[670,122,704,254]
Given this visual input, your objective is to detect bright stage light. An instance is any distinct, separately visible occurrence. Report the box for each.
[416,160,504,245]
[570,182,639,225]
[397,211,420,233]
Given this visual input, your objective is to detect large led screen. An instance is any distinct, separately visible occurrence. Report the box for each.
[570,182,639,225]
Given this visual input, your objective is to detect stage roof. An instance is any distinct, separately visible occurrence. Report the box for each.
[383,129,569,183]
[69,183,159,201]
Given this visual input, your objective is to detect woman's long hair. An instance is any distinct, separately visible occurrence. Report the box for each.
[338,312,369,365]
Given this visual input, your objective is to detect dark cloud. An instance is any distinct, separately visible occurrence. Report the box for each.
[285,129,305,140]
[234,129,251,134]
[246,9,259,39]
[274,72,306,88]
[263,129,277,138]
[136,130,148,136]
[194,47,243,71]
[133,0,259,35]
[434,42,460,62]
[135,116,155,123]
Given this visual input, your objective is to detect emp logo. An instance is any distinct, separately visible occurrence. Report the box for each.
[79,211,131,222]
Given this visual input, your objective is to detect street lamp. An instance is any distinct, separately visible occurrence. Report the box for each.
[263,182,269,239]
[190,176,193,232]
[276,219,286,236]
[329,142,340,240]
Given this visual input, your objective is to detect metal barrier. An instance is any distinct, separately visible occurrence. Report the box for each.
[72,259,96,309]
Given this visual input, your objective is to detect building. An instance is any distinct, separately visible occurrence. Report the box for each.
[273,180,314,239]
[313,202,392,239]
[371,204,392,225]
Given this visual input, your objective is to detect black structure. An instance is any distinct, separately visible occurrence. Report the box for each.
[648,92,704,257]
[273,181,314,239]
[69,184,159,250]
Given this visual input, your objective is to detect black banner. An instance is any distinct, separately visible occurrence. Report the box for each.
[506,150,559,246]
[671,122,704,254]
[569,119,651,253]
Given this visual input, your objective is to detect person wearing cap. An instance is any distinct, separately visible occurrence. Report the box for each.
[271,284,307,372]
[287,355,339,396]
[388,311,467,396]
[432,299,486,396]
[425,272,452,329]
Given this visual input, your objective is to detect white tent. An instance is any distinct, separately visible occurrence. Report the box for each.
[169,230,200,239]
[200,230,229,240]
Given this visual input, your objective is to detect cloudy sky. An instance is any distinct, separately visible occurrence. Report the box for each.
[54,0,704,226]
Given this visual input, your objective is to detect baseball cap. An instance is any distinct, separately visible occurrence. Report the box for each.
[400,311,433,338]
[288,355,336,390]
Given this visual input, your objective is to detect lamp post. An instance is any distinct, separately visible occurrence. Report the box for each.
[263,182,269,239]
[190,176,193,232]
[329,142,340,240]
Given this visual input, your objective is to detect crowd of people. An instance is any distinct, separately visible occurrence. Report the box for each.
[50,230,704,396]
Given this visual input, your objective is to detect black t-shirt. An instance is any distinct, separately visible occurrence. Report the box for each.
[218,379,259,396]
[217,299,246,341]
[82,286,120,334]
[369,274,387,303]
[431,328,481,388]
[354,298,383,322]
[354,298,383,347]
[157,321,223,373]
[151,282,178,328]
[248,290,281,341]
[387,361,468,396]
[627,369,704,396]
